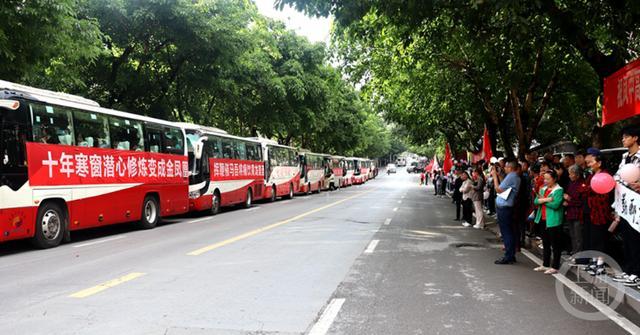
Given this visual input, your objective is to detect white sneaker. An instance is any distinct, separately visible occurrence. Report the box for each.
[473,224,483,229]
[462,221,471,227]
[534,266,548,272]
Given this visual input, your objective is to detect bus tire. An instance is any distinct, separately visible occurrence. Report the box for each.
[270,186,277,202]
[140,195,160,229]
[285,183,294,199]
[31,201,66,249]
[244,188,253,209]
[211,191,221,215]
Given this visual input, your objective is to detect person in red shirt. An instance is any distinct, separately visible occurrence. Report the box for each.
[583,153,612,253]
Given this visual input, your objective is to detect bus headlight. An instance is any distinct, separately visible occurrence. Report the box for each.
[189,191,200,199]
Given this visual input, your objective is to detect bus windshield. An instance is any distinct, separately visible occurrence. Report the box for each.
[186,133,202,184]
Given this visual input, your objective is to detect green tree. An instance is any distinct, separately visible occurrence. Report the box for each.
[0,0,103,90]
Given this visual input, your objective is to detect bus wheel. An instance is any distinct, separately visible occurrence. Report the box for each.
[286,183,294,199]
[31,202,65,249]
[306,183,311,195]
[244,189,253,209]
[211,191,221,215]
[270,186,277,202]
[140,195,160,229]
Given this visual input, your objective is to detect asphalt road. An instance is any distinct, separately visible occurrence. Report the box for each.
[0,171,636,334]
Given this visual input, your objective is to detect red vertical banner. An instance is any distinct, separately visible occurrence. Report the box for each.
[482,127,493,161]
[603,58,640,126]
[443,143,453,174]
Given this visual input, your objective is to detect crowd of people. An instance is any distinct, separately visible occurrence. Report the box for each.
[425,125,640,286]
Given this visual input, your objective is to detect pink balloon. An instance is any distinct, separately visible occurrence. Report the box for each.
[619,164,640,184]
[591,172,616,194]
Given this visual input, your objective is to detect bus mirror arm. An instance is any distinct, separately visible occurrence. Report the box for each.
[194,137,207,160]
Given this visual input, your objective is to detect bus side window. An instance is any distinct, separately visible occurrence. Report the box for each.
[246,143,260,161]
[30,103,74,145]
[110,117,144,151]
[221,139,233,159]
[146,126,163,153]
[162,127,184,155]
[235,140,246,160]
[73,110,109,148]
[208,136,222,158]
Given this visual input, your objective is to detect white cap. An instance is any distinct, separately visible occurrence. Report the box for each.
[490,157,498,164]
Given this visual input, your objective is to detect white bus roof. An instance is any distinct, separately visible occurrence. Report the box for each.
[299,151,330,157]
[247,137,298,150]
[174,122,228,135]
[0,80,100,107]
[1,80,181,129]
[177,122,262,144]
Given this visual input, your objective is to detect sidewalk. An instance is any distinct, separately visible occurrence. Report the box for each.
[459,193,640,317]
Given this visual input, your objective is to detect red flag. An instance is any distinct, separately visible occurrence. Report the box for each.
[482,127,493,161]
[443,143,453,173]
[603,58,640,126]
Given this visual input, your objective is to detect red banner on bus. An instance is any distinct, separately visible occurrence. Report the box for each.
[603,58,640,126]
[210,158,264,181]
[27,142,188,186]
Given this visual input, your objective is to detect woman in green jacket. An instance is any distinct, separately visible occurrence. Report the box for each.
[533,170,565,274]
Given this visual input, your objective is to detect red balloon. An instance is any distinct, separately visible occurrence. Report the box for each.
[590,172,616,194]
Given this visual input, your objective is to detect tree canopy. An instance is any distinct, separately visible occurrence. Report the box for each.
[280,0,640,157]
[1,0,395,159]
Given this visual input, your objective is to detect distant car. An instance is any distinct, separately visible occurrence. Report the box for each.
[407,162,418,173]
[387,164,397,174]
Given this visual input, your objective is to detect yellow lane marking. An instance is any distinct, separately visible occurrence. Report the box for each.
[69,272,146,298]
[187,190,372,256]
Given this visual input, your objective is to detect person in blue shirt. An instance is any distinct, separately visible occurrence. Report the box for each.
[491,159,521,264]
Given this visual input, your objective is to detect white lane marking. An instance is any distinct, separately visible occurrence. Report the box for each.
[246,206,261,211]
[521,249,640,334]
[364,240,379,254]
[384,218,392,225]
[187,217,213,224]
[308,298,346,335]
[393,207,398,212]
[397,200,402,204]
[72,236,126,248]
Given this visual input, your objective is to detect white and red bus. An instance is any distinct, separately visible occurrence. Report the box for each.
[355,158,371,185]
[327,155,345,189]
[298,152,329,194]
[342,157,356,187]
[252,138,300,201]
[180,123,265,214]
[368,160,378,179]
[0,80,189,248]
[321,155,342,191]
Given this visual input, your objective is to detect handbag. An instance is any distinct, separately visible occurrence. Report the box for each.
[483,190,490,200]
